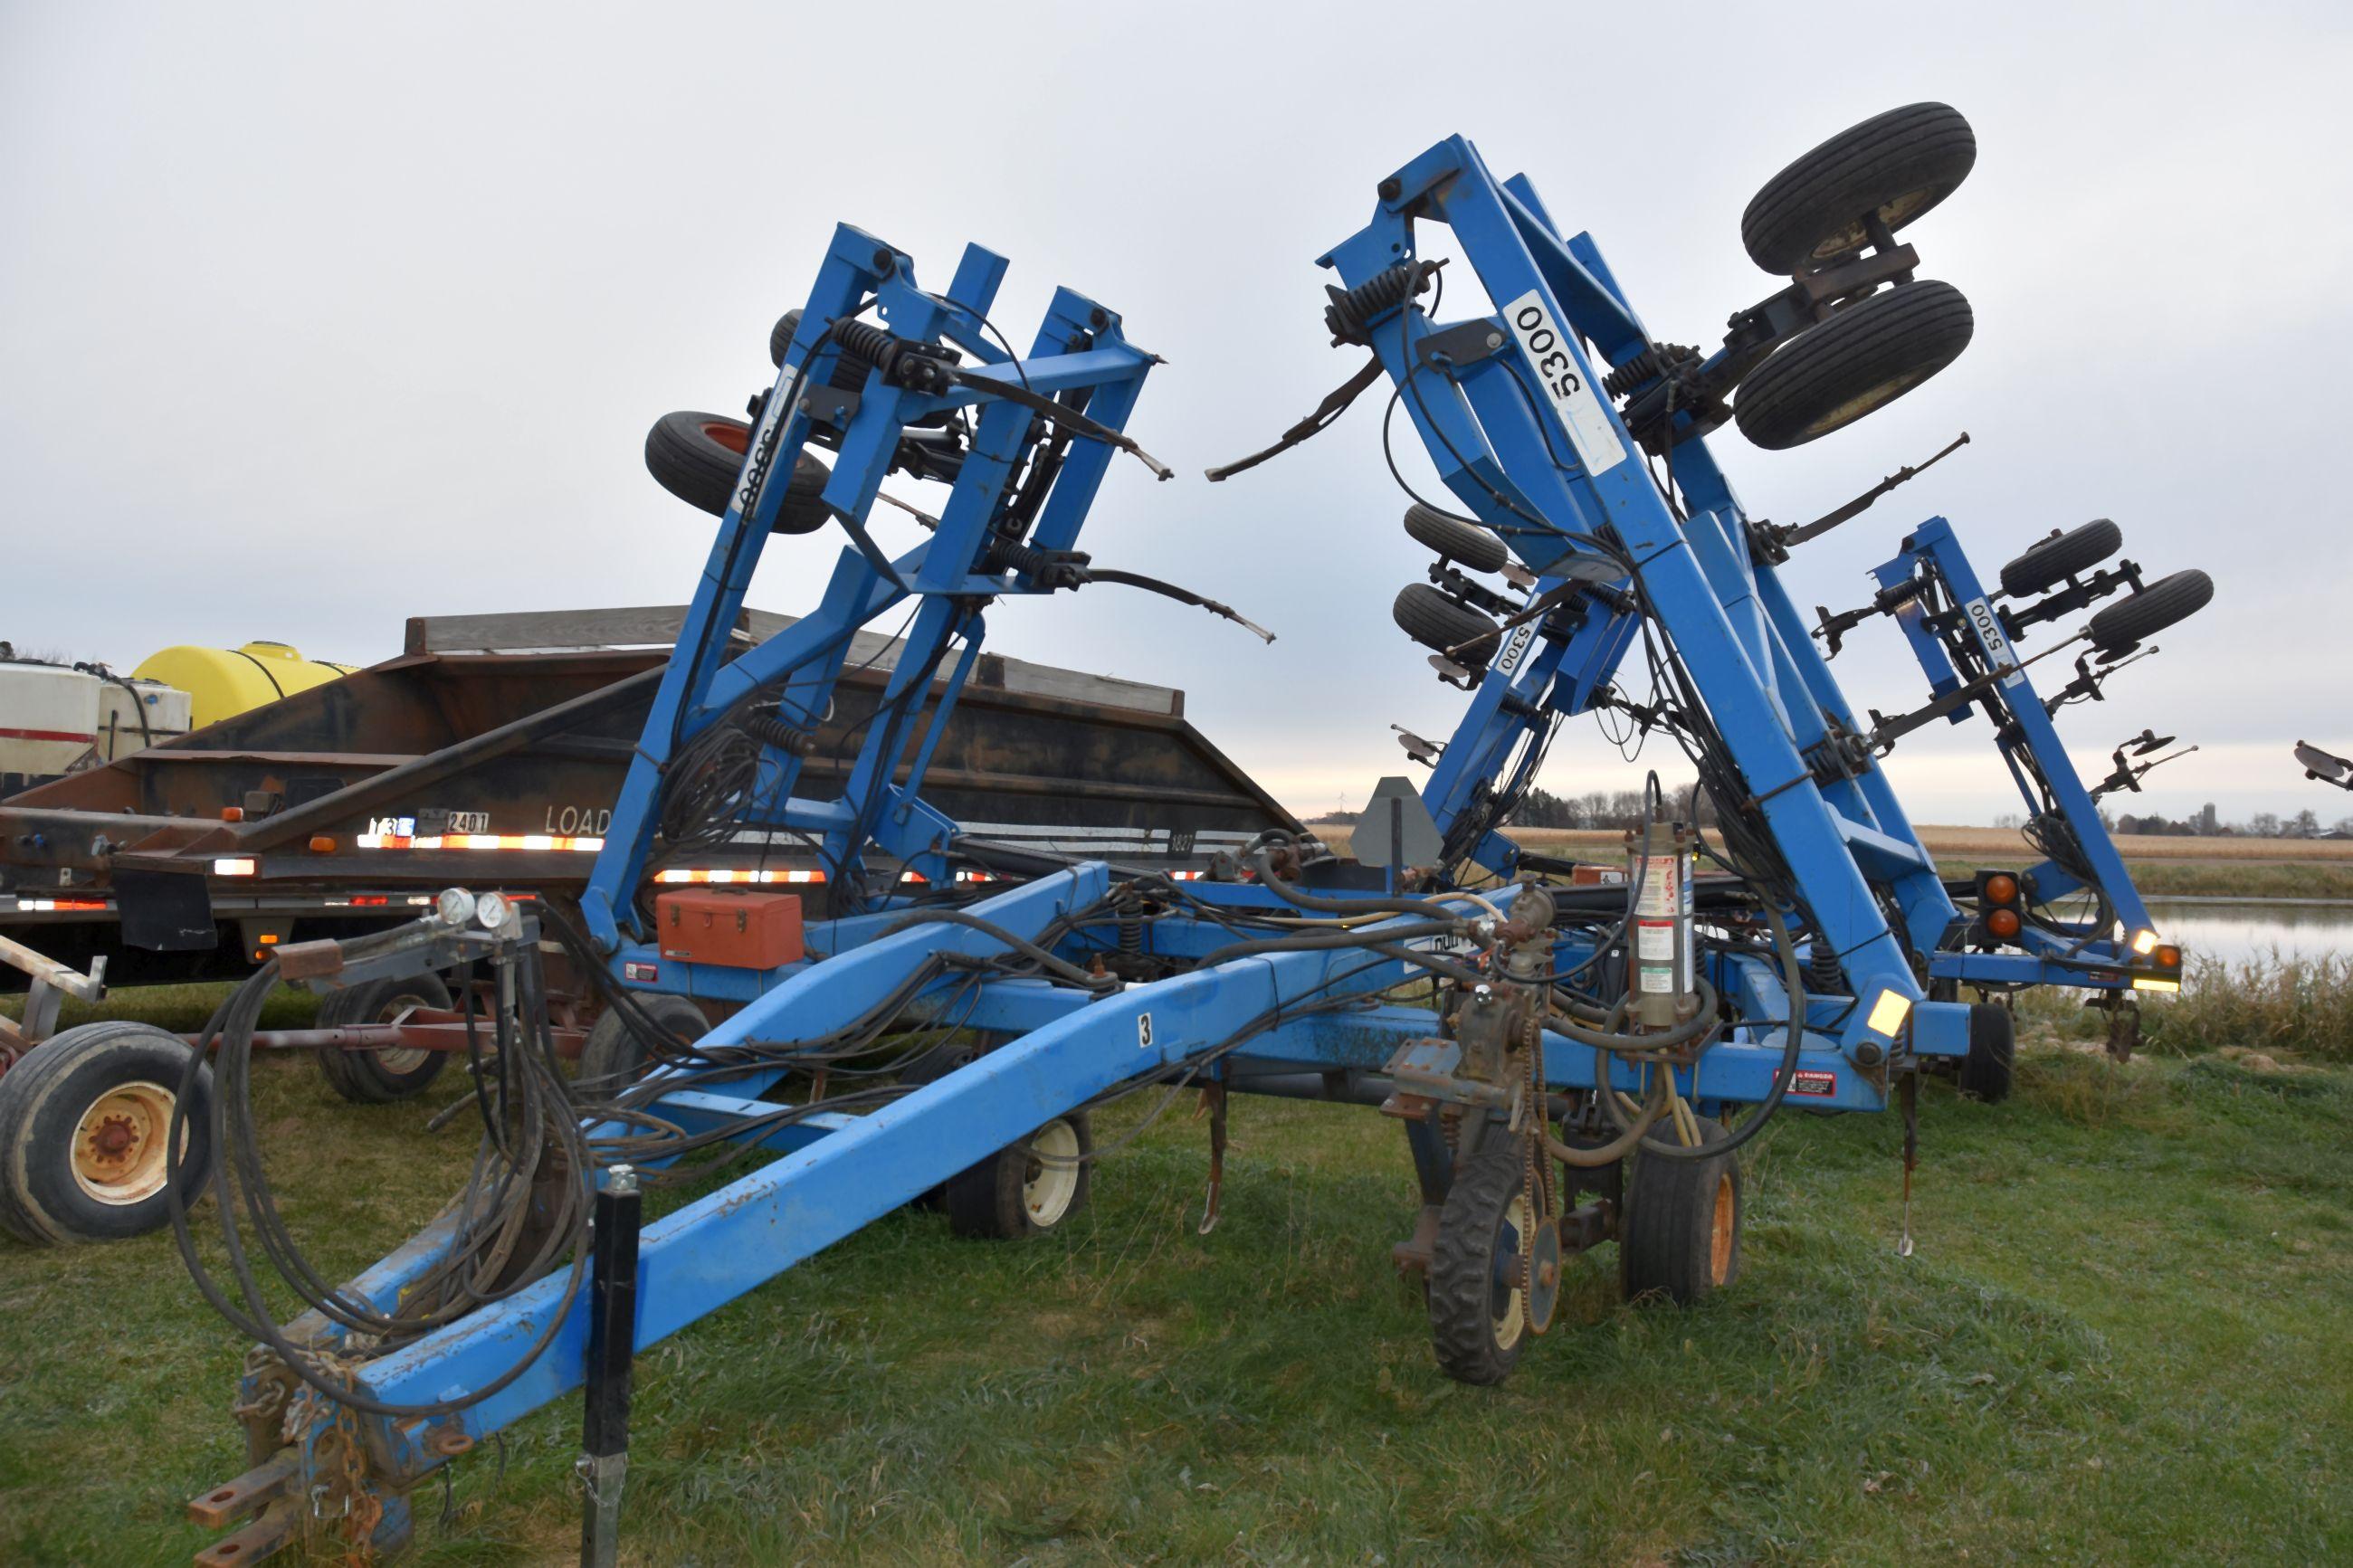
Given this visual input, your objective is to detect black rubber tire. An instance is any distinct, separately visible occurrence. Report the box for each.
[1393,582,1500,663]
[898,1041,977,1212]
[577,993,709,1091]
[1620,1119,1741,1305]
[1734,280,1974,451]
[1958,1002,2015,1104]
[2000,519,2124,599]
[1426,1136,1531,1385]
[2087,569,2213,653]
[0,1022,213,1245]
[643,411,832,533]
[940,1112,1091,1240]
[769,308,802,368]
[1403,504,1509,575]
[313,973,454,1104]
[1741,102,1977,274]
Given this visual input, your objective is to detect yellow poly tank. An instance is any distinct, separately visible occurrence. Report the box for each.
[131,641,357,730]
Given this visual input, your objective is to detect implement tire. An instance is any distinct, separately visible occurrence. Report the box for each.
[2001,519,2124,598]
[314,973,454,1104]
[1741,102,1977,274]
[1426,1136,1532,1385]
[1403,504,1509,574]
[644,411,832,533]
[0,1022,213,1245]
[1620,1119,1741,1305]
[1393,583,1500,663]
[1958,1001,2015,1104]
[577,993,709,1093]
[2087,569,2214,654]
[941,1113,1091,1240]
[1735,280,1974,451]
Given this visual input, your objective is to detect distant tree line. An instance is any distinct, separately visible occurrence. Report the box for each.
[2113,806,2353,840]
[1309,784,1712,830]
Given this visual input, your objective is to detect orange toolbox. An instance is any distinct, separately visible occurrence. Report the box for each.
[654,889,805,969]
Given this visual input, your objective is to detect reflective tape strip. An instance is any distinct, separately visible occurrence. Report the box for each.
[356,833,605,852]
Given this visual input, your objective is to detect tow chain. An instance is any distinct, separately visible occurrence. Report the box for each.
[1518,1007,1555,1335]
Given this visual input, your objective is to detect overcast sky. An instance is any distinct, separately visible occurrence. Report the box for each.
[5,3,2348,825]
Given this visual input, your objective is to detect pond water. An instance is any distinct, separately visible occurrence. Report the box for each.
[2146,900,2353,968]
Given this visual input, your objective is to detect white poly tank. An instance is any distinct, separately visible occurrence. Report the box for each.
[94,676,193,762]
[0,660,100,779]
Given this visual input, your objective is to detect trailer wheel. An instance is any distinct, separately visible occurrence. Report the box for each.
[1998,519,2123,599]
[1734,280,1974,451]
[1393,582,1500,664]
[313,974,455,1104]
[577,993,708,1092]
[2087,568,2214,655]
[1426,1136,1531,1385]
[1620,1120,1741,1305]
[1402,504,1509,575]
[769,308,802,368]
[643,411,832,534]
[941,1113,1091,1240]
[0,1022,213,1245]
[1958,1001,2015,1104]
[1740,102,1977,274]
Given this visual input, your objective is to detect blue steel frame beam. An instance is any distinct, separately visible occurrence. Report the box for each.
[1319,135,1939,1060]
[580,235,1158,949]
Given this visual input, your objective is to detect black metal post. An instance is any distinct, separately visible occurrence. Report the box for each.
[579,1164,642,1568]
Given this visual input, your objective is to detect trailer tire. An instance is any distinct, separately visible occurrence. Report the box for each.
[2086,569,2213,654]
[1741,102,1977,274]
[1393,582,1500,664]
[2000,519,2124,599]
[769,309,801,368]
[0,1022,213,1245]
[312,974,454,1104]
[644,411,833,534]
[941,1112,1091,1240]
[1958,1001,2015,1104]
[1403,504,1509,575]
[1620,1119,1741,1306]
[1734,280,1974,451]
[1426,1136,1532,1385]
[577,993,708,1093]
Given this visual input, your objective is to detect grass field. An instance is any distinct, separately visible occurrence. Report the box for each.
[4,989,2351,1565]
[1307,824,2353,901]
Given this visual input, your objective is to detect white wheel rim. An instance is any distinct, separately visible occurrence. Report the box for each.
[70,1079,177,1205]
[1022,1118,1081,1228]
[372,995,431,1075]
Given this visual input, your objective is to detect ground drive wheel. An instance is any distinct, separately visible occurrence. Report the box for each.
[1741,102,1977,274]
[1735,280,1974,450]
[1958,1001,2015,1103]
[941,1113,1091,1240]
[1393,582,1500,663]
[0,1022,213,1245]
[643,411,832,532]
[2088,569,2213,654]
[314,973,454,1104]
[1426,1136,1532,1385]
[1620,1121,1741,1305]
[2001,519,2124,598]
[577,993,709,1091]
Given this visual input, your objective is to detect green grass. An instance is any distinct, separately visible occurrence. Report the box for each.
[5,992,2353,1566]
[2019,953,2353,1063]
[1936,857,2353,902]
